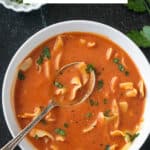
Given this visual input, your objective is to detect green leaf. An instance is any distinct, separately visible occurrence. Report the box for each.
[127,0,147,12]
[142,26,150,41]
[127,30,150,48]
[144,0,150,14]
[55,128,66,136]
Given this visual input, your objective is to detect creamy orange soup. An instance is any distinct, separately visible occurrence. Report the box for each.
[14,32,145,150]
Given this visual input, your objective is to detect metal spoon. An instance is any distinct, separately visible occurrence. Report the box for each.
[1,62,96,150]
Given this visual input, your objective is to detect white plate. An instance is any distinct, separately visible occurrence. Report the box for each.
[2,20,150,150]
[0,0,42,12]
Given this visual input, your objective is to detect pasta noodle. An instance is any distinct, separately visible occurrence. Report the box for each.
[125,88,138,97]
[112,99,120,129]
[55,88,66,95]
[119,82,133,90]
[50,145,58,150]
[76,62,89,85]
[106,48,113,60]
[54,52,62,70]
[20,57,33,72]
[30,128,54,141]
[45,112,55,122]
[53,36,64,51]
[138,80,144,97]
[119,101,128,113]
[110,76,118,93]
[82,120,97,133]
[121,143,131,150]
[79,39,86,44]
[87,41,96,48]
[18,107,41,119]
[121,57,127,68]
[98,112,117,123]
[110,130,125,137]
[110,144,118,150]
[70,76,82,100]
[55,135,65,142]
[44,60,51,79]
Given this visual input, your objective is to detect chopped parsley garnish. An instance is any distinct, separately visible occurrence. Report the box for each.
[125,71,130,76]
[54,81,64,88]
[127,26,150,48]
[34,134,39,140]
[37,55,43,65]
[113,58,120,64]
[126,132,140,142]
[118,64,125,72]
[105,145,110,150]
[113,57,129,76]
[55,128,66,136]
[89,99,99,106]
[103,98,108,104]
[85,112,93,119]
[64,123,69,128]
[18,71,25,80]
[43,47,51,59]
[97,80,104,90]
[86,64,95,73]
[37,47,51,65]
[103,109,111,117]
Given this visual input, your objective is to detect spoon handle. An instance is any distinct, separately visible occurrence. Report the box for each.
[1,100,57,150]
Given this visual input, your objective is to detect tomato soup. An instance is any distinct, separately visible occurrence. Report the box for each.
[14,32,145,150]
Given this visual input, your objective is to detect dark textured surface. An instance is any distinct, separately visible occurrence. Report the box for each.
[0,4,150,150]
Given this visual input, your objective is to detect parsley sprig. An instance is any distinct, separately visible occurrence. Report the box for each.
[37,47,51,65]
[127,26,150,48]
[55,128,66,136]
[86,64,95,73]
[18,71,25,80]
[127,0,150,14]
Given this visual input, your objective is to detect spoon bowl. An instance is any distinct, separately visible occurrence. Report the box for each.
[56,62,96,106]
[0,61,96,150]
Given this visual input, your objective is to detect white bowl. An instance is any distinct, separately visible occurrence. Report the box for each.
[2,20,150,150]
[0,0,42,12]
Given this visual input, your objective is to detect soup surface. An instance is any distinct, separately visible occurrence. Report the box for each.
[14,32,145,150]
